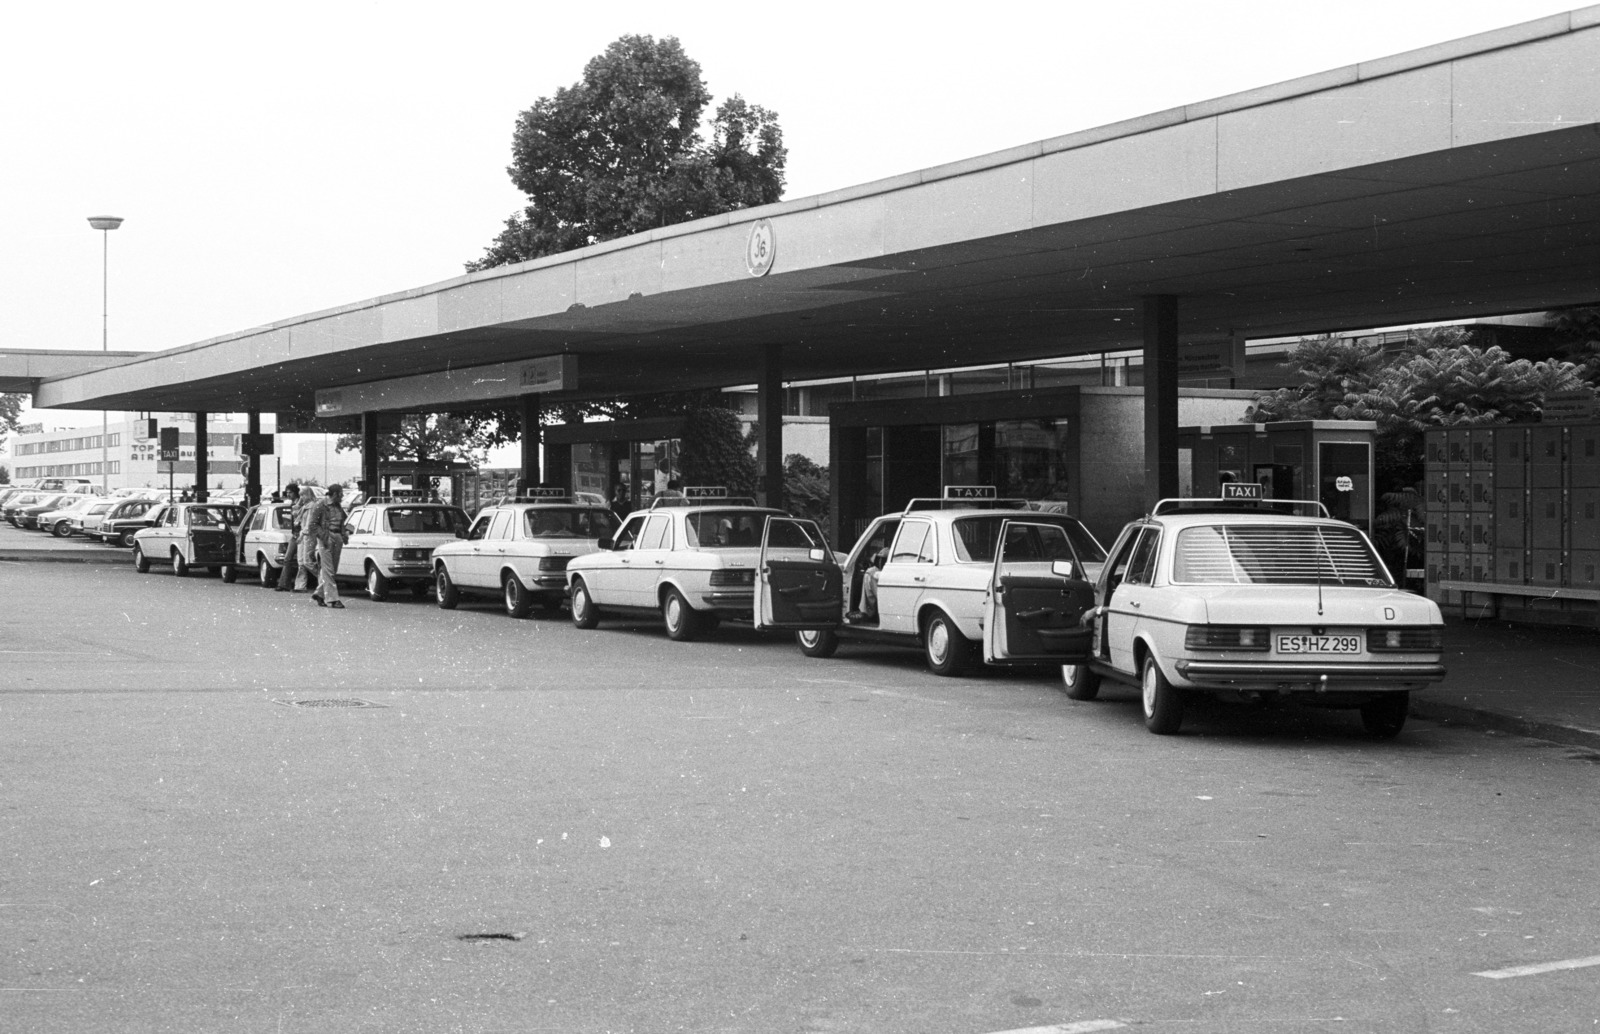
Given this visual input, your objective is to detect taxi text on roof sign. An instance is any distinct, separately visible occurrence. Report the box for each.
[684,486,728,499]
[944,486,997,500]
[522,487,567,498]
[1221,482,1263,500]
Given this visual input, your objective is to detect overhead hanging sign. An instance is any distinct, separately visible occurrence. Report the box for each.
[314,355,578,417]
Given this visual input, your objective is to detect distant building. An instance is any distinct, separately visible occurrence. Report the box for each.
[10,413,252,493]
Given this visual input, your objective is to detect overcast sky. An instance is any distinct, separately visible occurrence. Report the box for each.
[1,0,1583,432]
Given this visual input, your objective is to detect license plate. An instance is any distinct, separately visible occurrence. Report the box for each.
[1276,634,1361,654]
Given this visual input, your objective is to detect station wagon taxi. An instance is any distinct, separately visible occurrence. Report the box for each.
[234,501,297,586]
[432,489,620,617]
[761,488,1105,676]
[565,487,789,640]
[131,503,245,578]
[1064,486,1446,737]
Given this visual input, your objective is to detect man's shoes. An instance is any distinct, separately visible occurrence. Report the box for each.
[328,601,345,609]
[291,588,307,594]
[846,610,866,622]
[312,594,326,607]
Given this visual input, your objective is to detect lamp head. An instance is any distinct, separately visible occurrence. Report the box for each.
[87,216,124,231]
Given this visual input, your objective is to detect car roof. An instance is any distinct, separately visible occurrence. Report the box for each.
[1141,511,1362,532]
[886,506,1084,525]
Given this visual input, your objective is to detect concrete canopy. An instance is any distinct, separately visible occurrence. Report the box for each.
[24,7,1600,415]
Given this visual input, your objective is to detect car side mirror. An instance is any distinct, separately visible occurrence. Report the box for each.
[1051,559,1077,579]
[598,535,614,550]
[808,548,826,562]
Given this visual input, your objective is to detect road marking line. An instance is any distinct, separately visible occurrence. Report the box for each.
[1474,954,1600,979]
[982,1022,1125,1034]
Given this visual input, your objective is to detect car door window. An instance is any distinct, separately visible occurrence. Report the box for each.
[488,511,513,540]
[1123,529,1162,586]
[466,514,493,541]
[639,515,672,551]
[613,514,646,551]
[888,521,931,564]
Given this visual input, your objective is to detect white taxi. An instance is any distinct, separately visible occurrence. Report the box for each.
[337,498,471,601]
[565,488,788,640]
[432,491,620,617]
[1067,488,1446,737]
[761,488,1103,677]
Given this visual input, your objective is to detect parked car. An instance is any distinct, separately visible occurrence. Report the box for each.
[97,499,167,547]
[337,498,470,600]
[10,493,79,529]
[432,492,620,616]
[59,498,118,538]
[766,490,1101,676]
[565,489,795,640]
[131,503,246,578]
[1066,492,1447,737]
[233,501,296,586]
[36,496,105,537]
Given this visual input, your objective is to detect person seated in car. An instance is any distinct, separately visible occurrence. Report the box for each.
[847,549,888,623]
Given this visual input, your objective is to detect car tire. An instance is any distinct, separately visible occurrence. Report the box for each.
[796,628,839,658]
[120,529,138,548]
[366,564,390,602]
[220,564,238,584]
[171,551,189,578]
[258,557,275,587]
[133,544,150,573]
[1061,662,1101,701]
[570,578,600,629]
[1360,692,1409,739]
[662,587,701,642]
[51,521,71,538]
[435,565,459,610]
[503,572,532,618]
[1141,655,1184,735]
[922,609,974,677]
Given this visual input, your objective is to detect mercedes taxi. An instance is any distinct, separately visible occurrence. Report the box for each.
[761,488,1104,677]
[234,500,297,586]
[131,502,246,578]
[565,487,790,640]
[1064,485,1446,737]
[432,489,620,617]
[337,496,471,601]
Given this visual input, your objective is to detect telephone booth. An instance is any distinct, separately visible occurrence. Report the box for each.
[1178,420,1378,531]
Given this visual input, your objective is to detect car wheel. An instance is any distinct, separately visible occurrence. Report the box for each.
[1360,692,1410,739]
[258,557,275,587]
[662,587,702,642]
[120,529,138,548]
[1061,662,1101,701]
[1141,655,1184,735]
[51,521,71,538]
[796,628,839,658]
[133,544,150,573]
[503,572,532,618]
[570,578,600,629]
[220,563,238,584]
[922,609,973,677]
[435,565,459,609]
[366,564,391,602]
[171,551,189,578]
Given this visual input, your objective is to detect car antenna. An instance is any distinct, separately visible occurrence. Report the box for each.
[1315,528,1325,617]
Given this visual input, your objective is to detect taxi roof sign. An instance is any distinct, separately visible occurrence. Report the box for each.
[519,486,567,499]
[683,486,728,499]
[1221,482,1263,500]
[944,486,997,500]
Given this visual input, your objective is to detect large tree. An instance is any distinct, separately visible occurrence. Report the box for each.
[0,393,24,466]
[467,34,786,271]
[334,414,492,470]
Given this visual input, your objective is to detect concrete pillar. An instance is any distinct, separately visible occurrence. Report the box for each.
[194,412,209,502]
[361,413,380,499]
[1142,295,1180,507]
[245,411,262,506]
[757,344,784,508]
[519,394,541,489]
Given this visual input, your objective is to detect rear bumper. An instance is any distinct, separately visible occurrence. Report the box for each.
[1175,658,1446,690]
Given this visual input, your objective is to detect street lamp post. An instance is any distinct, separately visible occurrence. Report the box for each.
[88,215,124,495]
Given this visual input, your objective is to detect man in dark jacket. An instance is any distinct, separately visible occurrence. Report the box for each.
[274,484,302,592]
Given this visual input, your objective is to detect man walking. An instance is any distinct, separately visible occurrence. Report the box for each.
[292,487,318,592]
[306,483,350,609]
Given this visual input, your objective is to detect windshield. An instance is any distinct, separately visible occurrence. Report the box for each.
[382,506,469,535]
[952,514,1106,564]
[523,507,619,539]
[1173,523,1393,587]
[684,509,783,549]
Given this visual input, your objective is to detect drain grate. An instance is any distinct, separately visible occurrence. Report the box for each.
[458,932,526,942]
[278,697,384,709]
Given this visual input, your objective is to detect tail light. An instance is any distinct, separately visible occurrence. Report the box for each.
[1185,625,1271,651]
[1366,627,1442,651]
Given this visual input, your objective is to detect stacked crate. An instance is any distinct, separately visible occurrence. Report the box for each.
[1424,421,1600,627]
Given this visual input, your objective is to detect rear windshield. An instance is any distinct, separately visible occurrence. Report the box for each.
[684,509,783,549]
[1173,523,1392,587]
[383,506,469,535]
[523,507,619,539]
[952,515,1107,564]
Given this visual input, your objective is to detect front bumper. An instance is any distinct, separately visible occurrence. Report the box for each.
[1174,658,1446,690]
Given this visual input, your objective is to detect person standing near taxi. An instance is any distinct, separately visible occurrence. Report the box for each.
[291,485,318,592]
[274,484,301,592]
[306,483,350,608]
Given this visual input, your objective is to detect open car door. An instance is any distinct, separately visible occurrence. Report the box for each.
[755,517,843,631]
[982,519,1095,664]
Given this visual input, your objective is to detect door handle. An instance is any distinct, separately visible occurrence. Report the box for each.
[654,559,664,566]
[1129,600,1141,608]
[913,575,926,583]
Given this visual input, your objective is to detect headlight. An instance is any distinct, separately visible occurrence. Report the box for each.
[1366,627,1442,651]
[1185,625,1271,651]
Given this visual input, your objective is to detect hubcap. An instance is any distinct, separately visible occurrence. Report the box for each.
[1142,665,1157,717]
[799,630,818,648]
[505,581,517,608]
[261,560,270,584]
[1062,664,1078,688]
[575,586,588,614]
[667,596,682,628]
[437,570,448,593]
[928,621,949,662]
[369,570,379,594]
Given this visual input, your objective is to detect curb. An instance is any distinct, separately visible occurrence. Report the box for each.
[0,550,131,566]
[1411,699,1600,752]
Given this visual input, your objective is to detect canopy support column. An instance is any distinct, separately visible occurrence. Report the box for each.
[1142,295,1180,507]
[245,411,261,506]
[361,413,380,499]
[757,344,784,509]
[520,394,541,490]
[194,412,209,502]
